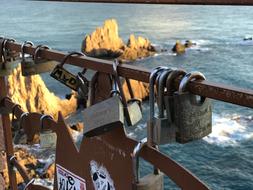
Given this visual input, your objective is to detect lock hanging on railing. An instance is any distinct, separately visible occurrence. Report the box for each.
[173,71,212,143]
[50,51,86,91]
[21,42,58,76]
[0,97,13,115]
[40,114,57,148]
[0,38,20,76]
[153,68,177,145]
[13,111,29,145]
[113,60,142,126]
[82,74,124,137]
[132,138,164,190]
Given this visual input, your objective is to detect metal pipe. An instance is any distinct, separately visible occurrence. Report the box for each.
[36,0,253,6]
[5,40,253,109]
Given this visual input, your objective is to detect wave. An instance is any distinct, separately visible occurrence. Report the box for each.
[204,114,253,146]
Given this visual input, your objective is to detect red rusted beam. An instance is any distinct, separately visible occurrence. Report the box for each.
[6,41,253,109]
[39,0,253,6]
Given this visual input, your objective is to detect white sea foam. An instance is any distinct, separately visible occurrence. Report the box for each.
[204,114,253,146]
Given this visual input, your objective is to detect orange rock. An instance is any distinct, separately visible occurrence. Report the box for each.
[7,66,77,119]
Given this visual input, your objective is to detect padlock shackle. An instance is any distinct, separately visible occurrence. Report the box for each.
[13,112,29,144]
[40,114,54,132]
[132,137,147,184]
[21,41,34,61]
[60,51,85,67]
[34,45,49,64]
[157,68,174,118]
[11,103,21,121]
[166,69,186,96]
[1,38,16,68]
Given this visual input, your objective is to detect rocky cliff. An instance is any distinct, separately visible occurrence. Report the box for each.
[7,66,77,119]
[82,19,156,61]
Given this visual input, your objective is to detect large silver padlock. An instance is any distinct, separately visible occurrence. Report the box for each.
[113,60,142,126]
[153,68,177,145]
[147,66,167,146]
[132,138,164,190]
[174,71,212,143]
[0,38,20,76]
[83,75,124,137]
[21,42,57,76]
[40,115,57,149]
[50,51,85,91]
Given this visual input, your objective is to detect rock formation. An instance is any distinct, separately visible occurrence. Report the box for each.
[7,66,77,119]
[172,40,196,54]
[82,19,156,61]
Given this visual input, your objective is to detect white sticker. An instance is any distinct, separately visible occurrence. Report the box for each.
[90,160,115,190]
[40,132,57,149]
[56,164,86,190]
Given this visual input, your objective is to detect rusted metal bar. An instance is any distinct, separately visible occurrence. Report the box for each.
[6,41,253,108]
[39,0,253,6]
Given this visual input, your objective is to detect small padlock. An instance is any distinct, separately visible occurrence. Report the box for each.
[174,71,212,143]
[153,68,177,145]
[83,74,124,137]
[132,138,164,190]
[147,66,167,146]
[0,38,20,76]
[40,114,57,148]
[13,111,29,145]
[21,43,58,76]
[113,60,142,126]
[50,51,85,91]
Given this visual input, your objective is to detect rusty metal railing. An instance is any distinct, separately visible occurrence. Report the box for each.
[39,0,253,6]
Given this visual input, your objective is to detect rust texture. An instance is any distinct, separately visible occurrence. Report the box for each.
[5,40,253,108]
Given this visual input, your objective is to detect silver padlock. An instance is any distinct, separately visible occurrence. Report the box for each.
[174,71,212,143]
[147,66,167,146]
[83,74,124,137]
[40,114,57,148]
[0,38,20,76]
[153,68,176,145]
[113,60,142,126]
[132,138,164,190]
[21,43,58,76]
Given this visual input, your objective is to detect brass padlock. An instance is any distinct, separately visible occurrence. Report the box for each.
[0,38,20,76]
[21,43,58,76]
[83,75,124,137]
[153,68,176,145]
[40,115,57,149]
[50,51,85,91]
[174,71,212,143]
[113,60,142,126]
[132,138,164,190]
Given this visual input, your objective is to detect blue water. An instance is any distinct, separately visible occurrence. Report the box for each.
[1,0,253,189]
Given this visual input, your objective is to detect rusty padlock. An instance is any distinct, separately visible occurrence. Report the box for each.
[82,74,124,137]
[174,71,212,143]
[0,38,20,76]
[50,51,85,91]
[113,60,142,126]
[132,138,164,190]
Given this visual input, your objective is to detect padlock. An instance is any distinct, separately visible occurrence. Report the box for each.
[21,43,58,76]
[50,51,85,91]
[174,71,212,143]
[147,66,167,146]
[40,114,57,148]
[0,97,12,115]
[0,38,20,76]
[13,112,29,144]
[83,74,124,137]
[113,60,142,126]
[132,138,164,190]
[153,68,177,145]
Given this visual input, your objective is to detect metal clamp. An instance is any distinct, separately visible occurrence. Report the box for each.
[132,137,147,184]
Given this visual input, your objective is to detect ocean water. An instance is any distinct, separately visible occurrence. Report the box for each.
[1,0,253,189]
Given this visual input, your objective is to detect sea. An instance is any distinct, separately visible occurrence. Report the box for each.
[1,0,253,189]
